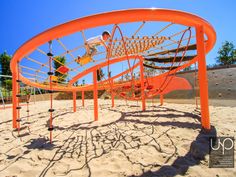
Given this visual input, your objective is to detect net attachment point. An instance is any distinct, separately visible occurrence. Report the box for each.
[47,52,53,57]
[47,71,54,75]
[48,127,54,131]
[48,109,55,112]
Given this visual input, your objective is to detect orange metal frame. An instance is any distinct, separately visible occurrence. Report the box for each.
[11,8,216,132]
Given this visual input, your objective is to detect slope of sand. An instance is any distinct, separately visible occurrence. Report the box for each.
[0,99,235,177]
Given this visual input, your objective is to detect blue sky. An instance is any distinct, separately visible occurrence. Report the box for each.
[1,0,236,83]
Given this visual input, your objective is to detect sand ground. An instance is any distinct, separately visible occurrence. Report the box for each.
[0,99,235,177]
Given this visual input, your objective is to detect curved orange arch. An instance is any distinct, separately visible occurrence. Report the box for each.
[11,8,216,92]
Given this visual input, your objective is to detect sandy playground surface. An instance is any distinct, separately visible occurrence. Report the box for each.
[0,99,235,177]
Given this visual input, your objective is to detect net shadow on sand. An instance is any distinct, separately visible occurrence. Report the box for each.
[1,104,216,177]
[129,127,217,177]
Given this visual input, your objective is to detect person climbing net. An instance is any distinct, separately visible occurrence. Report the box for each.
[76,31,111,66]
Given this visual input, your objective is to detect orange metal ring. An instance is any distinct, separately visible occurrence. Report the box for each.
[10,8,216,92]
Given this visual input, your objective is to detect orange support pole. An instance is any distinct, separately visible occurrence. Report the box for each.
[93,71,98,121]
[82,91,84,107]
[73,91,76,112]
[196,25,210,130]
[140,58,146,111]
[160,94,164,106]
[111,79,115,108]
[12,72,18,128]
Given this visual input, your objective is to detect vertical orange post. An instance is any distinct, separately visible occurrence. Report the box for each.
[82,91,85,107]
[12,72,18,128]
[73,91,76,112]
[93,71,98,121]
[196,25,210,130]
[160,94,164,106]
[111,79,115,108]
[140,59,146,111]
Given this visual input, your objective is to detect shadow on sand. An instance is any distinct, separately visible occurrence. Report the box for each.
[129,127,216,177]
[22,105,216,177]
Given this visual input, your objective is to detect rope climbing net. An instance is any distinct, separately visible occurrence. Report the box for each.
[16,23,196,93]
[103,24,193,100]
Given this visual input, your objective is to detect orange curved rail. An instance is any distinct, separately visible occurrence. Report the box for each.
[11,8,216,131]
[11,8,216,91]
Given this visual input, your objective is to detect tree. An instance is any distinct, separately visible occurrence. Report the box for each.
[97,68,105,81]
[4,79,12,90]
[183,66,192,71]
[216,41,236,65]
[74,81,78,86]
[82,79,85,85]
[124,72,130,81]
[0,51,11,76]
[0,52,12,90]
[53,56,67,82]
[144,60,156,76]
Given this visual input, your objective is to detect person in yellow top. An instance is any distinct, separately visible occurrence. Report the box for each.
[76,31,111,65]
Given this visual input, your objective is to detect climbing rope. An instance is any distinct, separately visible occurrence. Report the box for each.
[147,27,192,98]
[16,63,21,136]
[47,41,54,143]
[25,87,31,132]
[194,62,199,109]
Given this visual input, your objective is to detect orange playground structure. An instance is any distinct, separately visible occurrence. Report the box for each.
[10,9,216,142]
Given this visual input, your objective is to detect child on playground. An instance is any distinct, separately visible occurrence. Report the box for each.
[76,31,111,65]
